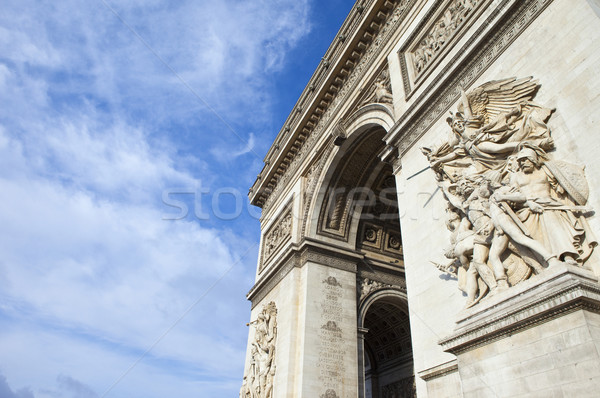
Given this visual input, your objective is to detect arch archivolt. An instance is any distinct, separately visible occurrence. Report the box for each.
[358,287,408,328]
[343,103,395,137]
[301,104,396,245]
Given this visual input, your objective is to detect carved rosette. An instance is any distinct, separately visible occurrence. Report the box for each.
[241,302,278,398]
[423,77,597,308]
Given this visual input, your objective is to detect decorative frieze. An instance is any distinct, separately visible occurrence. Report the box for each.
[400,0,488,96]
[260,206,293,272]
[257,0,416,212]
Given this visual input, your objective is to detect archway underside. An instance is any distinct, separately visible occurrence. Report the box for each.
[364,300,415,398]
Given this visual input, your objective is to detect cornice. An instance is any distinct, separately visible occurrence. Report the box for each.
[247,238,363,308]
[439,265,600,355]
[417,359,459,381]
[250,0,418,210]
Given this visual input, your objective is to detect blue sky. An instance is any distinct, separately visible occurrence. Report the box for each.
[0,1,353,397]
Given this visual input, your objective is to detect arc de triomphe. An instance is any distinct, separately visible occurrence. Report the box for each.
[240,1,600,397]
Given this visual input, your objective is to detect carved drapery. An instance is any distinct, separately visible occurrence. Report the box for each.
[240,302,278,398]
[423,77,597,308]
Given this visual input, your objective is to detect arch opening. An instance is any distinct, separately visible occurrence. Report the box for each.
[362,296,415,398]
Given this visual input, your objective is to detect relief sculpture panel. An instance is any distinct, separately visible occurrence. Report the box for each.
[411,0,485,76]
[422,77,597,307]
[260,207,293,272]
[240,302,278,398]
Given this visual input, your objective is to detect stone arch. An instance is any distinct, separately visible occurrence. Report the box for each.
[303,109,396,243]
[343,103,395,137]
[358,289,415,398]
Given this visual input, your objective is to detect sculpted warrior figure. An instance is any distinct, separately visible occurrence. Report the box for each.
[493,145,597,266]
[424,77,597,306]
[242,302,278,398]
[422,77,555,180]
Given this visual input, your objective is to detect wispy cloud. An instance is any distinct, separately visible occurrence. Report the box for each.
[0,0,313,396]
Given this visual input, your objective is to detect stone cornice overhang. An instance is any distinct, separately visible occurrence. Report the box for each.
[249,0,414,210]
[247,237,408,308]
[246,238,364,308]
[439,265,600,355]
[380,0,554,162]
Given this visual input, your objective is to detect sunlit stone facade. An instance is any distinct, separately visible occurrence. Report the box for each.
[242,1,600,397]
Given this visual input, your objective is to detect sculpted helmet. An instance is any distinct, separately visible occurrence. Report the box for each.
[516,146,539,165]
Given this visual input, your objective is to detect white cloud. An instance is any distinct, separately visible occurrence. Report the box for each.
[0,0,314,396]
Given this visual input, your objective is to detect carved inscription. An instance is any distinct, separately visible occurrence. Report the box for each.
[318,276,345,390]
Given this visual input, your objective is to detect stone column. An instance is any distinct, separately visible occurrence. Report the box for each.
[357,326,369,398]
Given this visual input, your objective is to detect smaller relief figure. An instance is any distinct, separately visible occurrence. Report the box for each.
[424,77,597,307]
[359,69,394,107]
[241,302,278,398]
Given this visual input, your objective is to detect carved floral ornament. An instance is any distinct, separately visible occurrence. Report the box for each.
[422,77,598,308]
[240,302,278,398]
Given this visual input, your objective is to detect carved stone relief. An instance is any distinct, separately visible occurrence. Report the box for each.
[381,377,417,398]
[412,0,484,76]
[356,66,394,109]
[358,277,393,303]
[241,302,278,398]
[422,77,597,307]
[396,0,554,155]
[260,207,293,272]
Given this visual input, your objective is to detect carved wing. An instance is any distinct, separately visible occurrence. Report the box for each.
[463,77,540,124]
